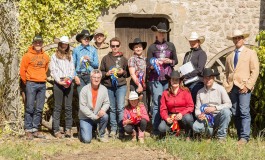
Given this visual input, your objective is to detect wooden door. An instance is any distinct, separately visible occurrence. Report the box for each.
[115,17,169,59]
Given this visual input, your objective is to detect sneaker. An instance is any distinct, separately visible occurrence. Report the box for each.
[98,137,109,143]
[54,132,64,139]
[238,138,248,145]
[32,131,46,139]
[139,138,144,144]
[65,129,71,138]
[25,132,33,140]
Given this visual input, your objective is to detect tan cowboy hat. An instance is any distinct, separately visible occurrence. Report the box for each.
[227,29,250,40]
[185,32,205,44]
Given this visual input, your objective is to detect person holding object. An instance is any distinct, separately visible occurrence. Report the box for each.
[193,68,232,142]
[79,69,110,143]
[123,91,150,143]
[128,38,148,111]
[158,71,194,140]
[147,22,178,136]
[49,36,75,138]
[223,29,259,145]
[182,32,207,105]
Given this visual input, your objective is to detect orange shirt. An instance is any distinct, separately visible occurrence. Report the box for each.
[19,46,50,83]
[91,87,98,109]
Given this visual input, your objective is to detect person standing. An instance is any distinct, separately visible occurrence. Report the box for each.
[100,37,129,139]
[182,32,207,105]
[49,36,75,138]
[224,29,259,144]
[73,29,99,95]
[147,22,178,136]
[20,35,50,140]
[128,38,148,111]
[91,28,110,65]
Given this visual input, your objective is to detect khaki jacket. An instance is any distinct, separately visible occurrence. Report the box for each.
[223,46,259,92]
[91,42,110,65]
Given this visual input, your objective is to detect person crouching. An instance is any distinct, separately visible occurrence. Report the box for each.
[123,91,150,143]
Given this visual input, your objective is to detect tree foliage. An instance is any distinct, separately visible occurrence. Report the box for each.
[252,30,265,134]
[19,0,126,57]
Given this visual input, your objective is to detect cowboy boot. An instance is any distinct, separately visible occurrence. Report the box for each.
[138,127,145,144]
[132,129,137,142]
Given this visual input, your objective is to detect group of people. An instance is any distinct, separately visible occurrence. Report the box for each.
[19,21,259,145]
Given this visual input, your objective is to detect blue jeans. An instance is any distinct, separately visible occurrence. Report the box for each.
[79,114,108,143]
[158,113,194,137]
[107,85,127,133]
[149,80,168,135]
[229,86,251,141]
[193,108,232,138]
[77,74,90,96]
[24,81,46,132]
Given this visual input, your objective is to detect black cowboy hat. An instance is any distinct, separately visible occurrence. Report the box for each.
[151,22,171,33]
[76,29,93,42]
[165,70,183,80]
[128,38,147,50]
[201,68,220,77]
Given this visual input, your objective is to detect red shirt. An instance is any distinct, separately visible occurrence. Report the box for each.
[160,88,194,120]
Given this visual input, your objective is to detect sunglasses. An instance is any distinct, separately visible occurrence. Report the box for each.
[110,45,120,48]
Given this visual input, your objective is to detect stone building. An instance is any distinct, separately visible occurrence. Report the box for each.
[97,0,265,65]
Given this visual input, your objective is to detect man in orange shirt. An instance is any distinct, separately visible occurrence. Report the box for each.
[20,35,50,140]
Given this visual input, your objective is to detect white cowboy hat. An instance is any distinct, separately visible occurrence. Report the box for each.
[186,32,205,44]
[54,36,73,44]
[227,29,250,40]
[128,91,139,100]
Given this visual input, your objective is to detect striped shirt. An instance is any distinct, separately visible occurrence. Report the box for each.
[49,53,75,83]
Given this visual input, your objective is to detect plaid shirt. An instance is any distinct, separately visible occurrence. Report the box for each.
[128,54,146,77]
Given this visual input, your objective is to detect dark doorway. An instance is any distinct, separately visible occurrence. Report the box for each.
[115,17,169,58]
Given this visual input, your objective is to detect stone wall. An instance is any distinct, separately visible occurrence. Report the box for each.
[98,0,264,64]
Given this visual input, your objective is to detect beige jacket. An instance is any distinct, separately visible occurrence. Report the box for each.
[91,42,110,65]
[223,46,259,92]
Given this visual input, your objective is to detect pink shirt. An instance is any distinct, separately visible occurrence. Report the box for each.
[123,103,150,126]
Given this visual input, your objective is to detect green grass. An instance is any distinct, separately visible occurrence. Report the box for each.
[144,136,265,160]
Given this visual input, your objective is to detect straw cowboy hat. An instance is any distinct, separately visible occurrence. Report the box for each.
[151,22,171,33]
[128,38,147,50]
[227,29,250,40]
[128,91,139,100]
[186,32,205,44]
[54,36,73,44]
[201,68,220,77]
[76,29,94,42]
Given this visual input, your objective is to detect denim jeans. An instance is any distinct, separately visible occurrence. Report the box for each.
[229,86,251,141]
[193,108,232,138]
[24,81,46,132]
[77,74,90,96]
[79,114,108,143]
[107,85,127,134]
[149,80,168,135]
[158,113,194,137]
[52,82,73,134]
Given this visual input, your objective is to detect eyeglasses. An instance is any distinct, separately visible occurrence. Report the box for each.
[91,76,101,80]
[110,45,120,48]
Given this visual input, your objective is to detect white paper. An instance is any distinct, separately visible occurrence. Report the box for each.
[178,61,195,75]
[183,76,199,85]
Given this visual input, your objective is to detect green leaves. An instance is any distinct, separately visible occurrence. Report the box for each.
[19,0,124,57]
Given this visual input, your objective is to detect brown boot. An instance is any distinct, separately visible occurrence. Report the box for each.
[65,129,72,138]
[25,132,33,140]
[54,132,64,139]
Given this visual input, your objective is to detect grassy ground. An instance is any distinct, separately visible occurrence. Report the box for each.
[0,135,265,160]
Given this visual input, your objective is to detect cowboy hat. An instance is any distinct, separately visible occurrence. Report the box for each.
[54,36,73,44]
[151,22,171,33]
[128,38,147,50]
[165,70,183,80]
[227,29,250,40]
[128,91,139,100]
[201,68,220,77]
[76,29,93,42]
[186,32,205,44]
[32,35,43,43]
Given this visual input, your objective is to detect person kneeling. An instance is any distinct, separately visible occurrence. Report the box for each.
[79,69,110,143]
[158,71,194,140]
[123,91,150,143]
[193,68,232,142]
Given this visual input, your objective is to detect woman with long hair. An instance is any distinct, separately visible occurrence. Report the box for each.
[49,36,75,138]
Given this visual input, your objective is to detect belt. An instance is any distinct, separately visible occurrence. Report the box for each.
[27,81,45,84]
[77,72,90,76]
